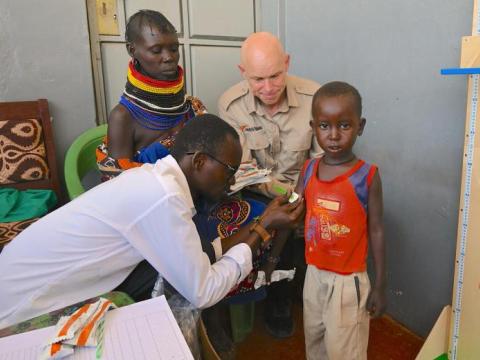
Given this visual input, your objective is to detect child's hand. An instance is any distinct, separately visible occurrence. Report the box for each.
[367,287,387,318]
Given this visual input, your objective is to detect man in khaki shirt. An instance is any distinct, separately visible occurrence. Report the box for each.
[218,32,322,339]
[218,32,322,198]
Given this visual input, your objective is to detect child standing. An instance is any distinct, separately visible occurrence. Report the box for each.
[295,82,386,359]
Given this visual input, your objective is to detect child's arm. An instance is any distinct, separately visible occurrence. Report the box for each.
[367,171,387,318]
[257,167,308,283]
[294,165,306,196]
[260,229,291,284]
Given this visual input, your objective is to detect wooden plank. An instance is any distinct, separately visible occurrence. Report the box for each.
[416,306,450,360]
[460,36,480,68]
[449,0,480,358]
[95,0,119,36]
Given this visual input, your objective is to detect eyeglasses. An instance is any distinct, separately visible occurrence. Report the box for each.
[186,151,238,179]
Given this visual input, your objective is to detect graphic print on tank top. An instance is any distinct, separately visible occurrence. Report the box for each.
[303,158,376,270]
[307,194,351,256]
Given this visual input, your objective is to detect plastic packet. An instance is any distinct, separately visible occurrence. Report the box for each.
[41,298,114,359]
[151,275,201,360]
[254,268,296,289]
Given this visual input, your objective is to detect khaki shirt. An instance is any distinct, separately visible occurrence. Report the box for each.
[218,75,323,197]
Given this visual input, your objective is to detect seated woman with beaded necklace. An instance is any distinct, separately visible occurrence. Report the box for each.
[97,10,206,176]
[96,10,289,358]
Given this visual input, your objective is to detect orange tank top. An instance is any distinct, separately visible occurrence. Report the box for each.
[303,158,377,274]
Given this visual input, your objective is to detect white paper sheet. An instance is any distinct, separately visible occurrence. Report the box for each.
[0,296,193,360]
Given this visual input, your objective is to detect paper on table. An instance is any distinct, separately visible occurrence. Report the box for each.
[0,295,193,360]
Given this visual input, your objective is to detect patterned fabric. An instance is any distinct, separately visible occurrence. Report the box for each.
[219,198,271,297]
[0,217,38,251]
[0,118,49,185]
[303,158,377,274]
[193,197,270,298]
[215,199,251,238]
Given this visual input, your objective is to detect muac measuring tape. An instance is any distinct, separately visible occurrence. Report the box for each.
[451,73,477,359]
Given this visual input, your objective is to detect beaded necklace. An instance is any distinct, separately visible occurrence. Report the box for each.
[120,60,193,131]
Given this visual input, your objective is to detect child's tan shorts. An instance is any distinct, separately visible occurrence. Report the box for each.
[303,266,370,360]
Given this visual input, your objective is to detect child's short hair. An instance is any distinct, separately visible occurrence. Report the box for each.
[313,81,362,117]
[125,10,176,43]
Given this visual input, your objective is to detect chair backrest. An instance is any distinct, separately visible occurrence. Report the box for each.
[0,99,61,201]
[64,124,107,200]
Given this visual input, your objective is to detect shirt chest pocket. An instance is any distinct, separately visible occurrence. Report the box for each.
[282,129,313,152]
[244,128,269,150]
[279,131,312,179]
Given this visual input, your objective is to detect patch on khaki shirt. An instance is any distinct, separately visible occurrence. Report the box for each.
[244,126,263,132]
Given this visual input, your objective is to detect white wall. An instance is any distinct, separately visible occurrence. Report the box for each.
[0,0,97,184]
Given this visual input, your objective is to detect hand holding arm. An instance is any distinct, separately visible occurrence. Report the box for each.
[221,194,305,254]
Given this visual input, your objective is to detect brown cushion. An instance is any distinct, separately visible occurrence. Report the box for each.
[0,118,49,185]
[0,217,39,252]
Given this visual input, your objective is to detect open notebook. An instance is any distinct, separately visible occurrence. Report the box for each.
[0,295,193,360]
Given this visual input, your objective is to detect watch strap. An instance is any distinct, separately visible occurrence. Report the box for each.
[249,220,272,243]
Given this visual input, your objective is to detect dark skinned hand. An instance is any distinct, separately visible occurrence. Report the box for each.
[260,193,305,231]
[367,287,387,318]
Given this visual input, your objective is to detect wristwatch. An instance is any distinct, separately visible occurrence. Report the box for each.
[249,218,272,243]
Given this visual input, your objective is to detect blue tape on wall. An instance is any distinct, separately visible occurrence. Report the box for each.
[441,68,480,75]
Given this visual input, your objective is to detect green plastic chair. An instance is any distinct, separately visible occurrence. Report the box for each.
[64,124,107,200]
[229,302,255,342]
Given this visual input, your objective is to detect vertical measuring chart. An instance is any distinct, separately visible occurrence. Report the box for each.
[451,72,480,360]
[441,1,480,358]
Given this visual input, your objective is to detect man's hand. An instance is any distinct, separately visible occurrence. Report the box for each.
[248,179,294,199]
[367,287,387,318]
[260,194,305,231]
